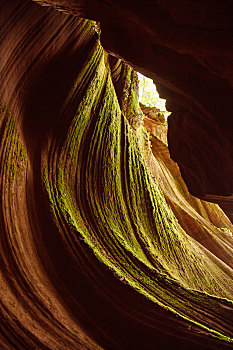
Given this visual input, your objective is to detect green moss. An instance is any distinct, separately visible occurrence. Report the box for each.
[41,22,233,346]
[1,108,27,184]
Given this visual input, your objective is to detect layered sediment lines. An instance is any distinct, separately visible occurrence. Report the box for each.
[142,107,233,269]
[0,1,233,349]
[35,0,233,212]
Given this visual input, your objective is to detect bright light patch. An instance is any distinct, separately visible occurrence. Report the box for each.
[138,72,171,118]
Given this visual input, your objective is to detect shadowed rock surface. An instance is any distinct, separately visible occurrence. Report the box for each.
[0,1,233,349]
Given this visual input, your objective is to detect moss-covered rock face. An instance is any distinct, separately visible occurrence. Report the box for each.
[34,0,233,202]
[0,1,233,349]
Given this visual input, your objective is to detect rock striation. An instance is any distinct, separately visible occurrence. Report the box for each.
[35,0,233,209]
[0,1,233,349]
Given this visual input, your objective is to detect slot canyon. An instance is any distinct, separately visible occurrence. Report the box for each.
[0,1,233,349]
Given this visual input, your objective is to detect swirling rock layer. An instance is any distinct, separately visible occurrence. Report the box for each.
[1,1,233,349]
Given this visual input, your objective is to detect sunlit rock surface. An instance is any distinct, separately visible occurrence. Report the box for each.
[35,0,233,210]
[0,1,233,349]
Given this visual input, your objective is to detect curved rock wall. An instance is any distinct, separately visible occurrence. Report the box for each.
[35,0,233,206]
[1,1,233,349]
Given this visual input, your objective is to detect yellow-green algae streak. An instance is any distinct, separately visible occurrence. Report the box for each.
[0,106,27,184]
[42,21,233,345]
